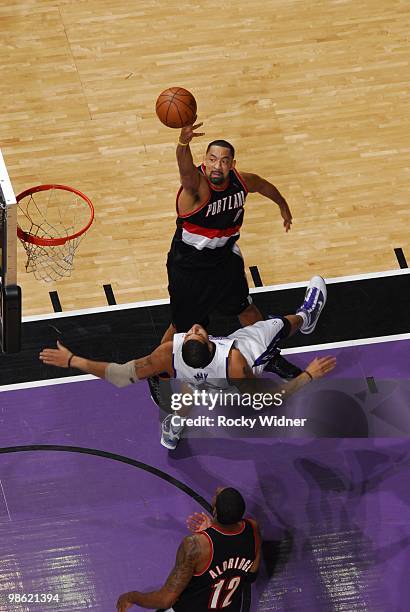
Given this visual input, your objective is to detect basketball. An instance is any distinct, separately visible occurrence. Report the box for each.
[155,87,197,129]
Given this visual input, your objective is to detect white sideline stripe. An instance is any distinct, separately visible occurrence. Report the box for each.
[22,268,409,322]
[281,332,410,355]
[1,333,409,393]
[23,298,171,322]
[0,374,96,393]
[0,148,16,205]
[250,267,410,294]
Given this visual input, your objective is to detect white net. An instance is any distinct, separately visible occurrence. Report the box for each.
[20,237,81,283]
[17,186,93,283]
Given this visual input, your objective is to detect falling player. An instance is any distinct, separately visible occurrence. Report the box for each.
[39,276,336,449]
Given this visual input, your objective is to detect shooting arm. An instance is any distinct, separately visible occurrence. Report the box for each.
[177,142,201,194]
[177,121,206,195]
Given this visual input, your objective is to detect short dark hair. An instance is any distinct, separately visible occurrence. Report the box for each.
[182,339,212,368]
[206,140,235,158]
[215,488,246,525]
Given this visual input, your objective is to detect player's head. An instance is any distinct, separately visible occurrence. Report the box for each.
[182,324,213,368]
[205,140,236,185]
[213,487,246,525]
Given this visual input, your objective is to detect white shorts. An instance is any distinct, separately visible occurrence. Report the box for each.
[228,318,286,377]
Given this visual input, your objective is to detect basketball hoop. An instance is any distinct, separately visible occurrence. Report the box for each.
[16,184,94,282]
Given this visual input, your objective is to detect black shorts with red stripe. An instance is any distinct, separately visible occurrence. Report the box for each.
[166,245,250,332]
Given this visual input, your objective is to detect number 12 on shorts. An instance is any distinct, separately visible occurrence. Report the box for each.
[209,576,242,608]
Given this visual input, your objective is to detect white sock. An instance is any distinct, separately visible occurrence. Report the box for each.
[296,309,309,330]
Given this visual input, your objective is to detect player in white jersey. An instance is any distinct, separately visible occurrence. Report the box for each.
[40,277,335,449]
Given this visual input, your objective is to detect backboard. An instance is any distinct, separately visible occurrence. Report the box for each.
[0,148,21,353]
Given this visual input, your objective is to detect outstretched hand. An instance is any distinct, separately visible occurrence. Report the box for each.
[39,340,73,368]
[281,206,292,232]
[116,593,134,611]
[305,356,336,380]
[186,512,212,532]
[179,116,205,145]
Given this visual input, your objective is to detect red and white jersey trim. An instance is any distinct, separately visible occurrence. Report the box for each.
[194,532,214,576]
[232,168,249,194]
[210,521,246,536]
[182,222,241,250]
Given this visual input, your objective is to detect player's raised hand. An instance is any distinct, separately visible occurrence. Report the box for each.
[39,340,73,368]
[305,356,336,380]
[179,116,205,145]
[186,512,212,532]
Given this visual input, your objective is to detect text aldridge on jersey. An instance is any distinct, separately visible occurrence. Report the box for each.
[209,556,254,579]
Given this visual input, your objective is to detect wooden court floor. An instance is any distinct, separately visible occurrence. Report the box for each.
[0,0,409,316]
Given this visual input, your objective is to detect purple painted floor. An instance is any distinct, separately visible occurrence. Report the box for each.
[0,339,409,611]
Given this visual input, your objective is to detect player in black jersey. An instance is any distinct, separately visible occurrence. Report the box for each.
[164,119,292,339]
[116,487,261,612]
[159,119,300,383]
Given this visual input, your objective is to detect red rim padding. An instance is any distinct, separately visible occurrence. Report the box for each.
[16,184,95,246]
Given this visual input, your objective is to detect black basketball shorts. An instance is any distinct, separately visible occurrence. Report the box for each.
[167,251,251,332]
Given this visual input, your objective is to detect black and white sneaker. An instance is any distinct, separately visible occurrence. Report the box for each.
[147,376,162,408]
[264,350,303,380]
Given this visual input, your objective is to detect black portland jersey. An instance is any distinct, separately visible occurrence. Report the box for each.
[173,520,257,612]
[169,165,249,268]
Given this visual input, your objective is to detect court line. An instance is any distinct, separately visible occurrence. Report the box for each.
[0,479,12,521]
[49,290,62,313]
[22,268,410,322]
[1,332,409,393]
[250,267,410,294]
[249,265,263,287]
[394,248,408,269]
[0,445,212,513]
[281,332,410,355]
[103,284,117,306]
[0,374,96,392]
[23,297,170,321]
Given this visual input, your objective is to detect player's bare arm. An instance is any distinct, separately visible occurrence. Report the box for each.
[116,534,202,611]
[39,340,174,384]
[281,355,337,399]
[228,348,257,381]
[240,171,293,232]
[177,120,209,215]
[247,518,262,575]
[227,346,336,397]
[227,348,261,395]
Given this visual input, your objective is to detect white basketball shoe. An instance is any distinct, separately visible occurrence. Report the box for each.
[160,414,184,450]
[296,276,327,334]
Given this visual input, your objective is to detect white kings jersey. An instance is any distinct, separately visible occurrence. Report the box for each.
[172,319,285,385]
[172,333,235,388]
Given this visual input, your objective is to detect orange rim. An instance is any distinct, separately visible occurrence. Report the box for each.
[16,184,94,247]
